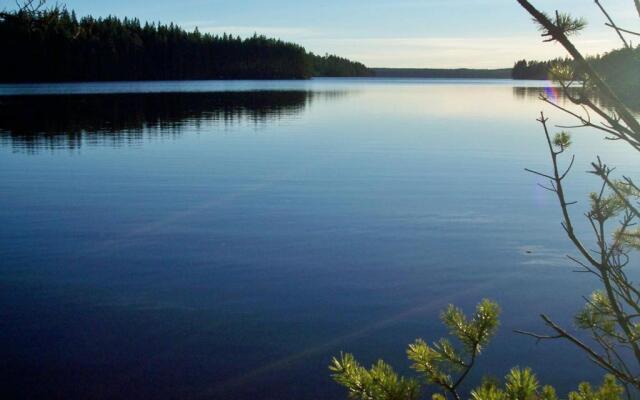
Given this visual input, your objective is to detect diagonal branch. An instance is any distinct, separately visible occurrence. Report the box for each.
[529,112,601,268]
[591,159,640,219]
[516,314,640,387]
[605,23,640,37]
[516,0,640,147]
[595,0,630,48]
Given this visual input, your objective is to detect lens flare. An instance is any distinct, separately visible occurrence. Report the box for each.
[543,83,559,103]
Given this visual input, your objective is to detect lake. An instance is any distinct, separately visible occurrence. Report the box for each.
[1,78,637,399]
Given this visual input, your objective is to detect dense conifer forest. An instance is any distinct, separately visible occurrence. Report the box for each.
[511,47,640,101]
[0,7,372,82]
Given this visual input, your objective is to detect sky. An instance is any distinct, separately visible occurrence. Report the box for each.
[1,0,635,68]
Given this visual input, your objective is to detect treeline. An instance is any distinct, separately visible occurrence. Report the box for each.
[374,68,512,79]
[312,54,374,77]
[512,47,640,101]
[512,58,570,80]
[0,7,372,82]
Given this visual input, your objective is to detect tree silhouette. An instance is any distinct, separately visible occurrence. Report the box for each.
[0,5,372,82]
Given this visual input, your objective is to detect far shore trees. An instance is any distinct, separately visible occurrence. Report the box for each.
[511,48,640,105]
[0,1,372,82]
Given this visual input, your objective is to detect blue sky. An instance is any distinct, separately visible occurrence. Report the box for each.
[1,0,633,67]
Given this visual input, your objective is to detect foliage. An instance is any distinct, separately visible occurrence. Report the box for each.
[535,11,586,39]
[311,53,374,77]
[407,300,499,396]
[331,300,625,400]
[0,4,372,82]
[512,47,640,105]
[512,58,572,80]
[567,376,624,400]
[331,300,500,400]
[469,371,623,400]
[552,132,571,151]
[330,353,421,400]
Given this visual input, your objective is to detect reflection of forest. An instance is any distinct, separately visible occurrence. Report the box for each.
[512,86,546,100]
[511,86,576,101]
[0,91,349,151]
[512,86,635,111]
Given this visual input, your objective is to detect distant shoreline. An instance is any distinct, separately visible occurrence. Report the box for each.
[372,67,516,79]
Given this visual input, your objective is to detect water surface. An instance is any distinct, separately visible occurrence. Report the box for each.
[1,78,637,399]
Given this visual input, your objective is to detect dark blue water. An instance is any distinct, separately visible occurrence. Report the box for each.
[0,79,637,399]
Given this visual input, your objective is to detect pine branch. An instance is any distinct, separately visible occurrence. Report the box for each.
[516,0,640,147]
[595,0,630,48]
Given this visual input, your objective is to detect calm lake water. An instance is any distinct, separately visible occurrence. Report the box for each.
[1,78,638,399]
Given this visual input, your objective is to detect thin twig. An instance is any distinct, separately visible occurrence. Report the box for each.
[605,23,640,37]
[517,0,640,147]
[516,314,640,386]
[595,0,630,48]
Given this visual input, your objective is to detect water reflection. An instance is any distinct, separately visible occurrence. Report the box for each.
[512,85,640,111]
[0,91,346,152]
[512,86,568,102]
[3,80,634,400]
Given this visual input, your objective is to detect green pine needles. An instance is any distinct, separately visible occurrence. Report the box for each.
[408,300,500,397]
[330,299,499,400]
[330,300,625,400]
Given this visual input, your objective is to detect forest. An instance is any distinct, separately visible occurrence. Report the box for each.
[0,7,373,82]
[512,46,640,101]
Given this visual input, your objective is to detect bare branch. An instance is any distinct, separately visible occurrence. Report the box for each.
[517,0,640,148]
[516,314,640,386]
[595,0,630,48]
[605,22,640,37]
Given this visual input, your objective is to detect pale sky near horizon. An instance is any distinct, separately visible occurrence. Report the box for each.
[1,0,635,68]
